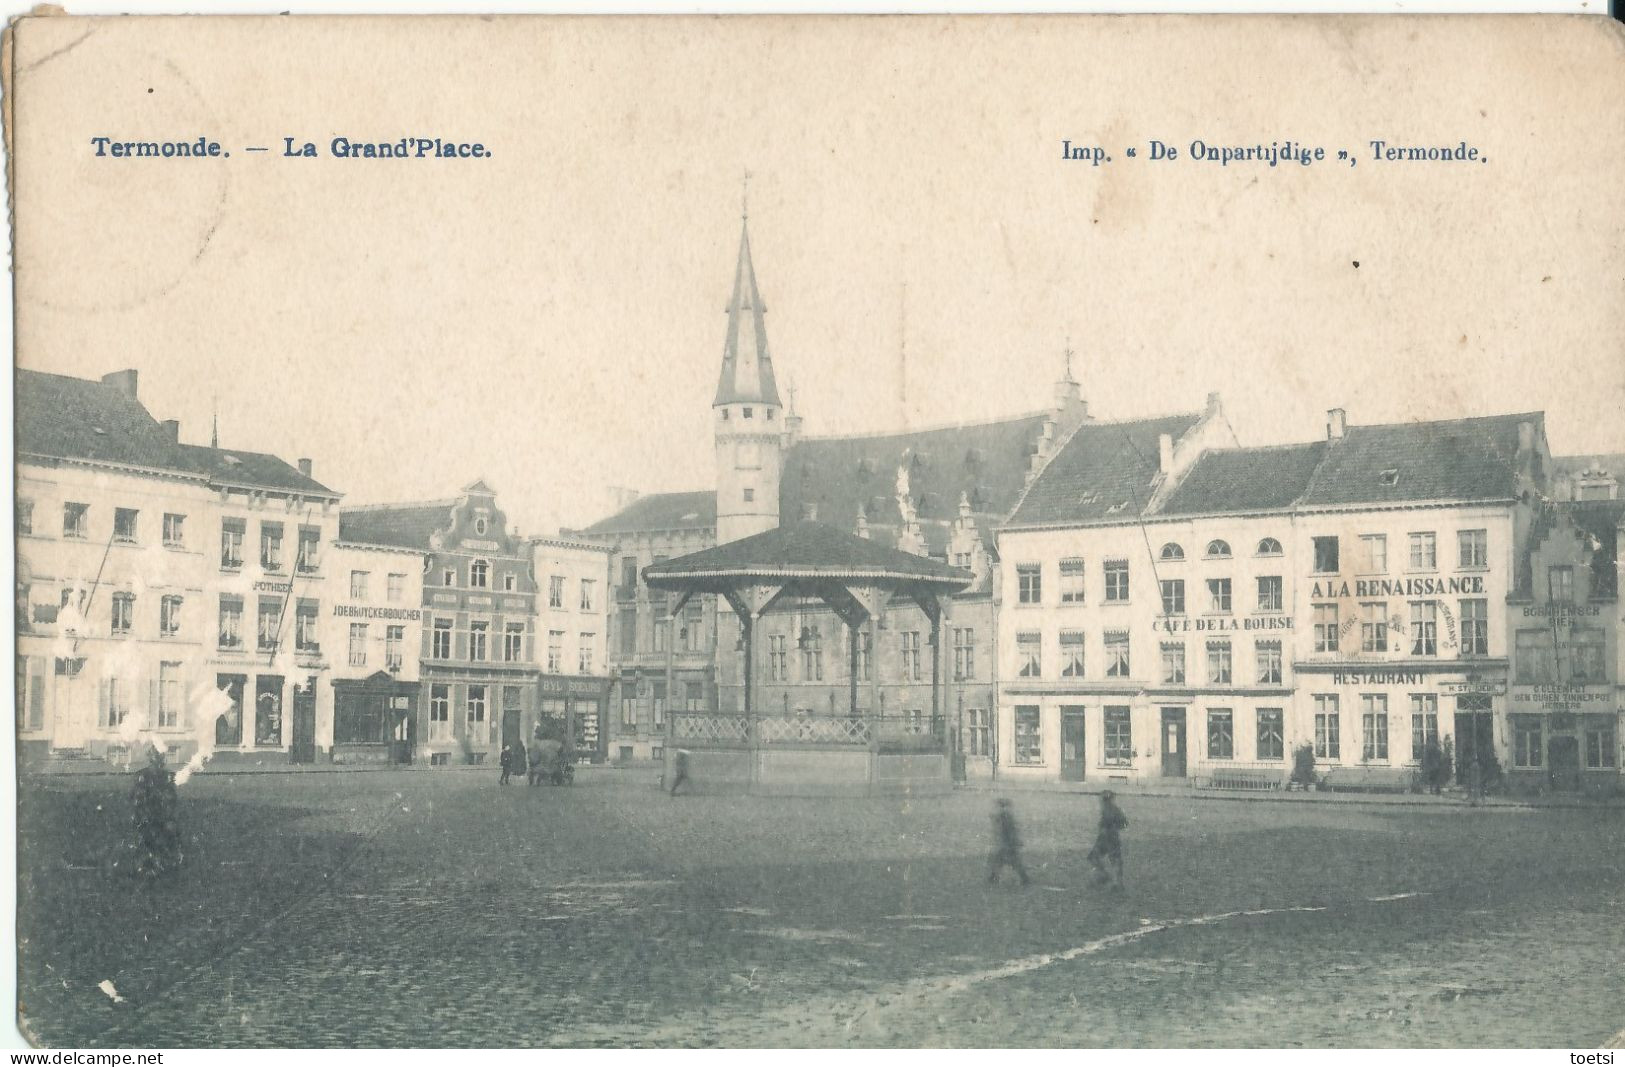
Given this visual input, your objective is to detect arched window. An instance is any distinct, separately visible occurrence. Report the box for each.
[470,559,489,589]
[1159,543,1185,561]
[1256,537,1283,556]
[1206,540,1232,559]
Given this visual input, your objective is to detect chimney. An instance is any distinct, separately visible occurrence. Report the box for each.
[160,419,180,441]
[100,369,139,400]
[1158,433,1174,474]
[297,458,313,478]
[1205,391,1222,418]
[1327,408,1347,440]
[1517,421,1534,452]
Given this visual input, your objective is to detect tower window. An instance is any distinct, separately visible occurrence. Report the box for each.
[743,407,754,419]
[721,409,730,420]
[767,409,775,420]
[743,488,755,503]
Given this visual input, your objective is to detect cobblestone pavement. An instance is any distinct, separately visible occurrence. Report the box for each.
[16,769,1625,1047]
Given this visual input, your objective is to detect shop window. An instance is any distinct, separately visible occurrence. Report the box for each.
[1207,709,1234,760]
[1104,707,1132,765]
[429,685,452,742]
[1013,706,1042,765]
[1585,722,1616,769]
[1513,716,1542,768]
[255,680,283,748]
[1409,694,1438,762]
[1361,695,1389,762]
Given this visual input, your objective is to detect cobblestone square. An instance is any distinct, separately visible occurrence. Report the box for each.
[16,769,1625,1048]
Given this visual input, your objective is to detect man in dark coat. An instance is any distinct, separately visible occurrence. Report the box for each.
[987,798,1030,886]
[132,746,181,876]
[498,743,514,785]
[668,748,691,796]
[1087,790,1128,890]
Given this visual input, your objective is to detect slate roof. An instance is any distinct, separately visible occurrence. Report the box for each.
[1005,412,1203,527]
[174,444,336,497]
[15,369,184,471]
[643,520,972,587]
[573,491,718,537]
[16,368,336,496]
[781,413,1050,538]
[1298,413,1541,508]
[339,502,457,550]
[713,218,781,408]
[1159,442,1328,516]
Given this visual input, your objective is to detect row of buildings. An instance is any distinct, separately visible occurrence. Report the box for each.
[569,214,1623,796]
[15,369,612,767]
[15,213,1623,793]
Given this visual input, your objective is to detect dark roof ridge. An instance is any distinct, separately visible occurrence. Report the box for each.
[1192,439,1324,455]
[341,499,459,513]
[1343,410,1545,433]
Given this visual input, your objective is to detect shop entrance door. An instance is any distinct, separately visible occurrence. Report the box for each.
[1454,709,1495,788]
[1548,736,1581,792]
[1161,708,1187,778]
[502,707,522,755]
[390,700,414,765]
[1060,708,1087,781]
[289,687,316,764]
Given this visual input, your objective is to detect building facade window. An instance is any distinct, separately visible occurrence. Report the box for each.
[1314,694,1341,760]
[1017,564,1042,605]
[296,600,319,651]
[1313,536,1339,574]
[1256,537,1282,556]
[547,630,563,673]
[965,708,990,756]
[349,623,368,667]
[256,598,282,653]
[113,508,139,544]
[857,630,872,682]
[1585,721,1617,769]
[504,622,525,663]
[17,499,33,536]
[1207,578,1232,615]
[1410,694,1438,762]
[549,576,565,609]
[1257,708,1284,760]
[1160,642,1185,684]
[386,626,404,670]
[1409,601,1438,656]
[1571,628,1605,683]
[160,595,182,638]
[1361,694,1389,761]
[801,629,823,681]
[1206,640,1232,684]
[621,696,637,727]
[1515,629,1554,684]
[1314,604,1339,652]
[260,522,284,571]
[1104,707,1132,765]
[1460,599,1489,656]
[1059,558,1085,602]
[221,518,245,568]
[1257,575,1283,612]
[580,580,596,612]
[350,571,369,599]
[767,634,788,681]
[901,631,922,681]
[296,526,320,573]
[63,502,89,539]
[466,684,487,734]
[1408,531,1437,571]
[1160,542,1185,561]
[1104,560,1130,602]
[470,560,489,589]
[387,574,405,602]
[1255,640,1282,685]
[1105,632,1131,677]
[1160,579,1185,616]
[1016,632,1041,678]
[1013,706,1042,764]
[1361,602,1388,653]
[469,621,489,662]
[157,663,182,729]
[1513,715,1542,768]
[110,593,135,636]
[1205,540,1232,559]
[163,513,185,548]
[1459,529,1488,569]
[218,595,244,649]
[620,611,639,655]
[578,635,594,674]
[1207,708,1234,760]
[432,618,453,660]
[1060,630,1085,678]
[1548,566,1574,604]
[442,569,455,587]
[952,627,975,680]
[1360,534,1387,574]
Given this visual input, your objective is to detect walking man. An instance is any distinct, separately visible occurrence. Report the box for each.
[498,743,514,786]
[1087,790,1128,890]
[987,798,1030,886]
[668,747,691,796]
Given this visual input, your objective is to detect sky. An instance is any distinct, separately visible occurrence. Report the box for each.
[11,15,1624,536]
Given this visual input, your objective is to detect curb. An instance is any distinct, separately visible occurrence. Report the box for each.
[959,780,1625,812]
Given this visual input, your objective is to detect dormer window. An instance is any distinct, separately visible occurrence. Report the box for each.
[721,409,730,421]
[767,409,775,420]
[743,407,754,419]
[1256,537,1283,556]
[475,517,488,535]
[1205,540,1232,559]
[1379,468,1400,487]
[1159,543,1185,562]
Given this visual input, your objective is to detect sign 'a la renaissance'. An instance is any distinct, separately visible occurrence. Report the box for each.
[1310,576,1487,599]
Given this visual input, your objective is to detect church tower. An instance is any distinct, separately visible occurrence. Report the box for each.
[713,209,784,544]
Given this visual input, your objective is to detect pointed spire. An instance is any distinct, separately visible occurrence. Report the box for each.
[713,210,782,408]
[210,395,219,449]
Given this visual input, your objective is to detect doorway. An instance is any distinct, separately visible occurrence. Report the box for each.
[1060,707,1087,781]
[1454,707,1495,787]
[1160,707,1187,778]
[1548,735,1581,792]
[289,685,316,763]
